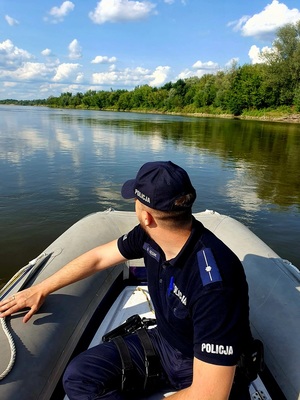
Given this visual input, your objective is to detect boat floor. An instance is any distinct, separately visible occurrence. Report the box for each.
[65,285,272,400]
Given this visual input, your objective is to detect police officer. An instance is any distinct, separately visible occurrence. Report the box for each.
[0,161,253,399]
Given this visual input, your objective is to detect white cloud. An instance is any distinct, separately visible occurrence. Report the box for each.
[89,0,156,24]
[5,15,19,26]
[149,66,170,87]
[92,65,169,87]
[248,45,264,64]
[230,0,300,40]
[176,69,195,80]
[13,63,49,80]
[91,55,117,64]
[3,81,17,87]
[192,60,219,70]
[0,40,78,86]
[47,1,75,23]
[39,82,66,95]
[75,72,84,83]
[177,60,219,80]
[68,39,82,59]
[248,44,275,64]
[92,67,146,85]
[0,40,32,69]
[53,63,81,82]
[41,48,52,56]
[225,58,239,68]
[0,62,50,80]
[0,41,83,88]
[92,71,117,84]
[228,16,249,33]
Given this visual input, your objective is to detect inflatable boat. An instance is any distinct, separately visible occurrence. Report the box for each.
[0,209,299,400]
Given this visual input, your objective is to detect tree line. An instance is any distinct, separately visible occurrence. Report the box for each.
[2,21,300,116]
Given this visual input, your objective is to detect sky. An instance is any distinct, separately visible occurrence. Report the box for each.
[1,0,300,100]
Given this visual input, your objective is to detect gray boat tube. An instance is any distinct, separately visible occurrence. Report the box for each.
[0,209,299,400]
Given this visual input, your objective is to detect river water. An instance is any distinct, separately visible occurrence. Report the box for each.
[0,105,299,286]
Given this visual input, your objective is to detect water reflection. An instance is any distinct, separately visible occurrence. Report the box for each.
[0,106,299,283]
[53,112,300,209]
[225,162,263,213]
[1,107,300,211]
[129,119,300,209]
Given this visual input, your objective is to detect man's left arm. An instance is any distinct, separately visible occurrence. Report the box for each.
[164,357,236,400]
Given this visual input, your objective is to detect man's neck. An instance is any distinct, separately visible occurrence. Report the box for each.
[150,223,192,261]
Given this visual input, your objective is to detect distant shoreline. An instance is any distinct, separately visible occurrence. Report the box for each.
[2,103,300,124]
[192,113,300,124]
[120,109,300,124]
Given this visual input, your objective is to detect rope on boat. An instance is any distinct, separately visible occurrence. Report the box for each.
[0,252,50,380]
[137,286,155,314]
[0,317,16,380]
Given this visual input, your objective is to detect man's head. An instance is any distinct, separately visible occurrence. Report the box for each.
[121,161,196,212]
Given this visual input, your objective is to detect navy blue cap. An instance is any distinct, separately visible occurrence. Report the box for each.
[121,161,196,211]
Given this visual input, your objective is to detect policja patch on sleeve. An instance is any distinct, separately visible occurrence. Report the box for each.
[197,248,222,286]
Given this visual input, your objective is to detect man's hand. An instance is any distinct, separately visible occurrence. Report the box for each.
[0,239,126,323]
[0,285,46,323]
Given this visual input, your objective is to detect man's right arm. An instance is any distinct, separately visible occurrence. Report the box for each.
[0,239,126,323]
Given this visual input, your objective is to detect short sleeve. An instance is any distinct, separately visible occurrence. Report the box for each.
[117,224,145,260]
[192,283,245,366]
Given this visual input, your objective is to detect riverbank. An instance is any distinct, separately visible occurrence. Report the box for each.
[2,102,300,123]
[127,108,300,124]
[79,104,300,124]
[237,109,300,123]
[202,113,300,123]
[74,105,300,124]
[241,113,300,123]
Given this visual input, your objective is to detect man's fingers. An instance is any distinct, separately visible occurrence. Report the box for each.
[0,303,20,318]
[0,295,16,307]
[0,288,45,322]
[23,308,36,323]
[0,292,30,318]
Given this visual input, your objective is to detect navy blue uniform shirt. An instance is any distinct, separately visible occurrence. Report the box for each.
[117,217,252,366]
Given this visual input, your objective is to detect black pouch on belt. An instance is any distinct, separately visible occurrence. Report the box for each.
[238,339,265,382]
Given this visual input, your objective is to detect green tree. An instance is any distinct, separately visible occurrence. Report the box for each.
[131,85,153,109]
[152,88,169,110]
[116,91,132,110]
[70,92,83,107]
[263,20,300,105]
[223,64,270,115]
[82,90,97,108]
[96,91,111,109]
[192,74,218,108]
[59,92,72,107]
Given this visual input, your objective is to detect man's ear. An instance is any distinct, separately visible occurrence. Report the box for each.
[142,210,154,227]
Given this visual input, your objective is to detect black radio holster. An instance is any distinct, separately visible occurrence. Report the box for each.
[102,315,161,392]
